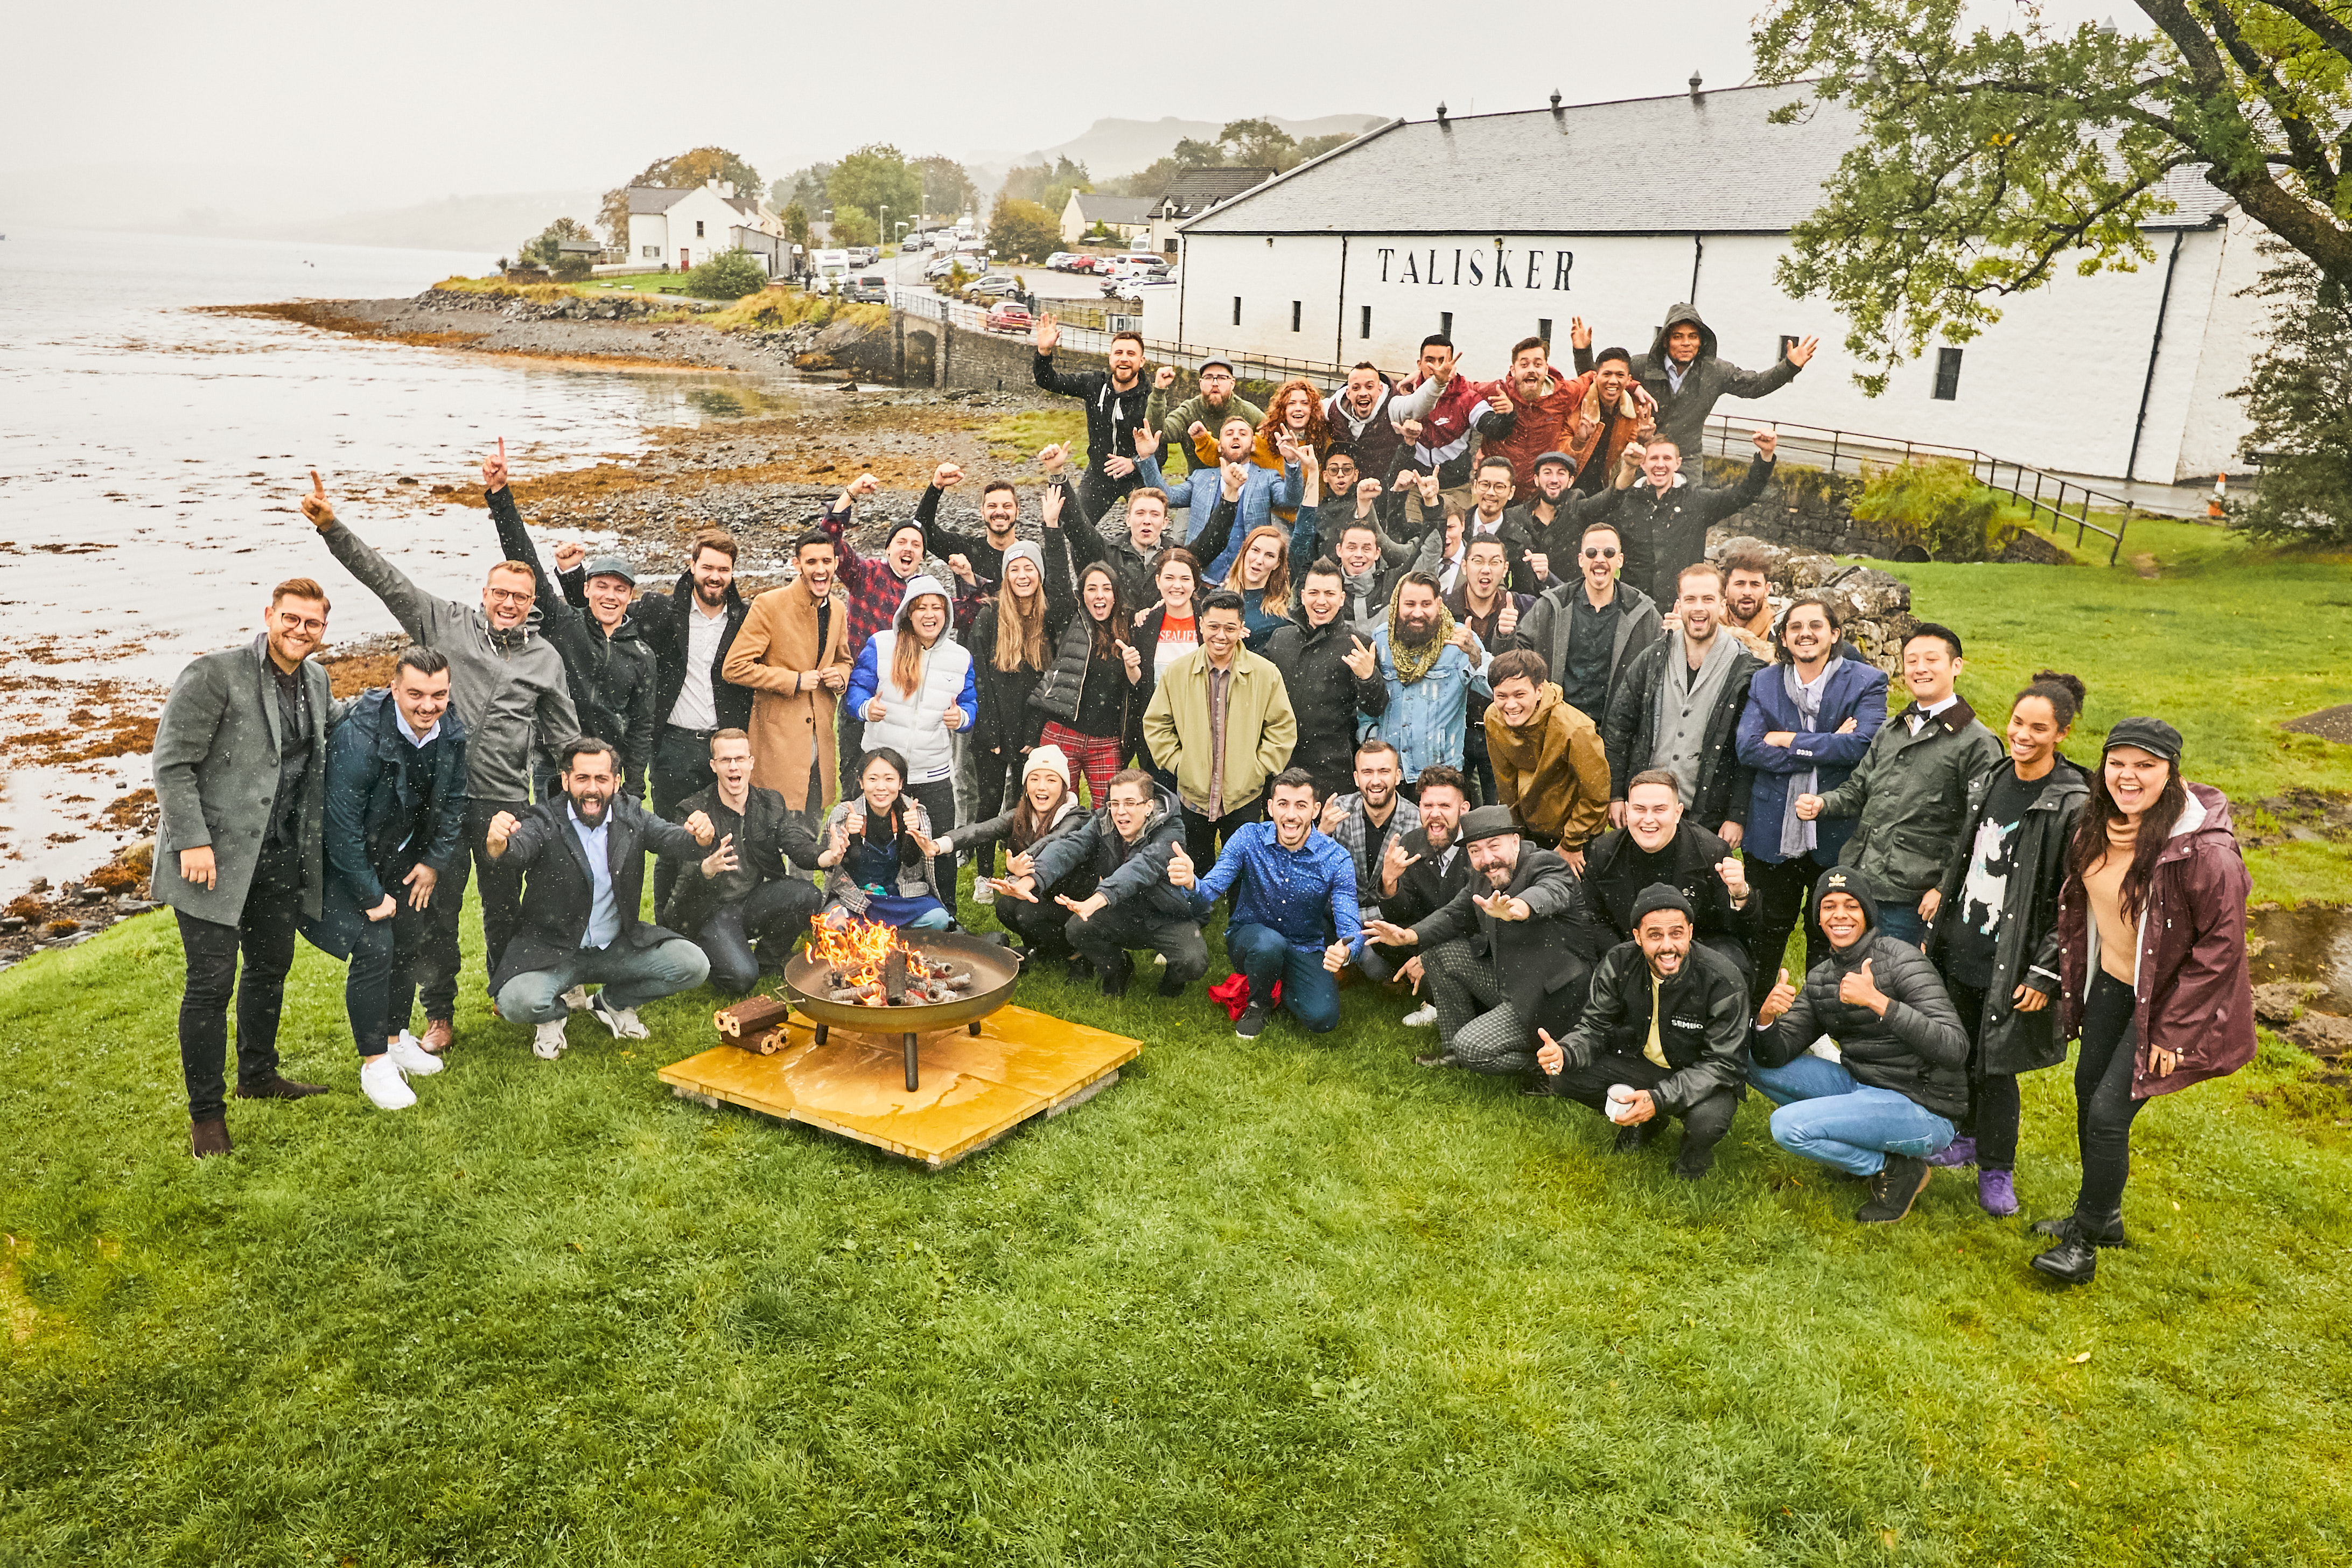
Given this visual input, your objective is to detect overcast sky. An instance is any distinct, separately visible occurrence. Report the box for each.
[5,0,2124,220]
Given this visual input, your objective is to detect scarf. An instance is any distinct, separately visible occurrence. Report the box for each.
[1650,629,1740,805]
[1779,656,1846,860]
[1386,578,1456,686]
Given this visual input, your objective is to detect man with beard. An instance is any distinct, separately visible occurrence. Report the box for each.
[1263,559,1389,798]
[1367,572,1490,792]
[1307,448,1419,570]
[1055,428,1176,611]
[1146,355,1266,471]
[1616,431,1779,612]
[622,525,752,908]
[1033,316,1154,517]
[153,574,339,1156]
[914,460,1022,625]
[1535,884,1753,1180]
[1561,345,1657,496]
[1602,562,1762,846]
[1360,764,1473,1020]
[1151,414,1300,583]
[1515,519,1665,729]
[1718,545,1779,660]
[1478,335,1580,501]
[1363,806,1601,1084]
[1332,520,1403,628]
[1321,362,1413,514]
[1389,334,1515,512]
[724,530,854,838]
[1497,450,1638,596]
[1579,769,1758,993]
[1317,737,1419,940]
[484,737,716,1060]
[1447,535,1533,803]
[305,472,577,1023]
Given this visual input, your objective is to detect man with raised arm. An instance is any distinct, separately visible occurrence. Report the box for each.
[1627,304,1816,458]
[1497,449,1636,596]
[1616,430,1779,612]
[1033,314,1155,516]
[913,458,1022,629]
[661,728,824,995]
[304,471,577,1018]
[1145,355,1265,473]
[1047,432,1174,610]
[153,572,339,1157]
[1388,334,1516,513]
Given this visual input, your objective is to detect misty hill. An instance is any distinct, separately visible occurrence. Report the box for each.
[967,113,1388,189]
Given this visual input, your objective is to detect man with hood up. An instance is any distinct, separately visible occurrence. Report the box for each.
[1625,303,1816,458]
[1748,865,1971,1224]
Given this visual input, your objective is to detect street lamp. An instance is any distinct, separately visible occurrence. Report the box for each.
[878,204,888,252]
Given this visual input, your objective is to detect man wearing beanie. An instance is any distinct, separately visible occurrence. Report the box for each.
[1748,865,1971,1223]
[1535,881,1754,1179]
[1363,805,1602,1081]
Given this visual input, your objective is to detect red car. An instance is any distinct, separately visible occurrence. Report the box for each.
[1065,254,1100,274]
[985,300,1034,334]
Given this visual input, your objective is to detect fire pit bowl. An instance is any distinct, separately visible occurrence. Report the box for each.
[781,926,1025,1090]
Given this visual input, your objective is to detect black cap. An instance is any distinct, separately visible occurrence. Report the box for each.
[1629,883,1696,928]
[2103,716,2182,764]
[1812,864,1881,927]
[1457,805,1518,845]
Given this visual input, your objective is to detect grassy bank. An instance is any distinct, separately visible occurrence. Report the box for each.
[2,514,2347,1565]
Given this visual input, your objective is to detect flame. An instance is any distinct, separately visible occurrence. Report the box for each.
[810,916,921,1005]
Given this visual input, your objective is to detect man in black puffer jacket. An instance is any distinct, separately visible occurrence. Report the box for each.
[1261,558,1390,797]
[1537,884,1754,1179]
[1749,865,1969,1224]
[1024,769,1206,999]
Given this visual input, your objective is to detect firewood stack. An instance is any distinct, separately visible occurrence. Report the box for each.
[713,995,793,1052]
[820,951,976,1006]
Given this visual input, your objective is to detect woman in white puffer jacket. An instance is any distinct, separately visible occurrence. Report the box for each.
[843,575,977,833]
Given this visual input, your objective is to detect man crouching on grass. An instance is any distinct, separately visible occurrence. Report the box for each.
[484,737,715,1060]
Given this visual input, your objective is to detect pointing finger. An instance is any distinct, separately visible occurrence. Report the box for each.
[309,468,324,496]
[497,436,506,460]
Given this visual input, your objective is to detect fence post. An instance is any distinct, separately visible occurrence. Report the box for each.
[1829,432,1840,474]
[2111,507,2131,565]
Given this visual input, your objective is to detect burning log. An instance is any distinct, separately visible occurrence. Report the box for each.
[714,995,794,1041]
[883,947,910,1006]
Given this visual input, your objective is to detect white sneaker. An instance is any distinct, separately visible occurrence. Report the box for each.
[533,1019,569,1059]
[972,879,995,905]
[587,993,650,1039]
[558,984,591,1012]
[1402,1003,1439,1028]
[360,1054,417,1109]
[386,1031,445,1076]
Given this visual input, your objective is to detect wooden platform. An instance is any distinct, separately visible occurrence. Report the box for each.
[656,1004,1140,1169]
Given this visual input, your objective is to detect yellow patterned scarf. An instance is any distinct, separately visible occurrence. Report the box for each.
[1386,579,1456,685]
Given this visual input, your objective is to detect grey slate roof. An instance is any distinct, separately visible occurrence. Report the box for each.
[627,186,695,215]
[1154,166,1276,218]
[1072,192,1157,226]
[1182,85,2238,235]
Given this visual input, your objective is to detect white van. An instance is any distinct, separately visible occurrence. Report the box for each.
[811,248,852,292]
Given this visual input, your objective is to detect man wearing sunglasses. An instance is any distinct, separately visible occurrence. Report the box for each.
[1512,517,1665,729]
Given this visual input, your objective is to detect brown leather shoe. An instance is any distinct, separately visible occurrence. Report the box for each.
[236,1074,330,1101]
[191,1118,233,1158]
[420,1018,454,1054]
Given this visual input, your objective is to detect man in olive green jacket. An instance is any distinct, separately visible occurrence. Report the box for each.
[1142,589,1298,869]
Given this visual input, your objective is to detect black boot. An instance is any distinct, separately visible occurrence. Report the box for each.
[1611,1122,1654,1153]
[1098,956,1132,998]
[2030,1234,2098,1284]
[2032,1207,2128,1248]
[1672,1135,1717,1181]
[1856,1154,1933,1223]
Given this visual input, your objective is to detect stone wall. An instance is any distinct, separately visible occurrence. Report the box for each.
[1696,456,1912,559]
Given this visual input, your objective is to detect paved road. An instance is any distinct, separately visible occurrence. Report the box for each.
[884,248,1119,302]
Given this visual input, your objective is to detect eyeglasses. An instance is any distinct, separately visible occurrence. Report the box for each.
[1581,546,1619,561]
[274,614,327,634]
[484,587,534,605]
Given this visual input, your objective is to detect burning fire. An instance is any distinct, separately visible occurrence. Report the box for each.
[810,916,919,1004]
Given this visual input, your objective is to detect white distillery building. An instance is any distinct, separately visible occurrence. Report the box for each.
[1157,86,2269,484]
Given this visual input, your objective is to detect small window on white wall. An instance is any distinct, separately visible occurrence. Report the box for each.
[1933,346,1963,401]
[1291,301,1301,332]
[695,220,705,238]
[1232,297,1242,326]
[1360,306,1371,340]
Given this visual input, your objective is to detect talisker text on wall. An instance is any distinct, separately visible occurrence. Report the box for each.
[1374,244,1575,290]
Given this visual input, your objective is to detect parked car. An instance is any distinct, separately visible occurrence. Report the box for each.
[902,234,932,252]
[1045,252,1076,271]
[923,251,961,279]
[1062,254,1100,274]
[984,300,1035,334]
[848,247,879,268]
[962,272,1023,300]
[844,274,891,304]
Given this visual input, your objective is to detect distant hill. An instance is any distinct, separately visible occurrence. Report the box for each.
[966,113,1388,191]
[220,191,604,253]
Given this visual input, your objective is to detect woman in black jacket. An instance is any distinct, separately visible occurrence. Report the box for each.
[1032,483,1146,807]
[1920,671,2091,1217]
[938,743,1093,974]
[1750,864,1971,1224]
[965,541,1052,894]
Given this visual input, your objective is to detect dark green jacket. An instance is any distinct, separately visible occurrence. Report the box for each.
[1815,696,2004,899]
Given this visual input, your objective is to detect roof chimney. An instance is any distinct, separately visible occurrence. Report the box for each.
[721,180,736,198]
[1688,70,1705,100]
[1435,101,1449,127]
[1549,89,1563,115]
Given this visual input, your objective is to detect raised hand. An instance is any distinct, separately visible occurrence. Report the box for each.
[482,436,510,493]
[1274,431,1305,468]
[1134,424,1160,460]
[1153,364,1177,390]
[1118,640,1142,683]
[1355,477,1383,507]
[553,541,587,573]
[402,862,438,911]
[823,817,850,865]
[1319,794,1345,836]
[1496,597,1519,638]
[1034,311,1060,355]
[1103,453,1137,479]
[1618,443,1646,480]
[1055,890,1108,920]
[683,810,716,847]
[844,473,880,502]
[1378,836,1420,897]
[941,703,965,731]
[1399,418,1424,444]
[1166,843,1196,889]
[1186,420,1209,443]
[865,697,890,723]
[1536,1027,1566,1076]
[1041,485,1064,528]
[484,810,521,857]
[1838,957,1887,1014]
[1322,940,1349,974]
[1569,317,1592,352]
[1717,856,1750,902]
[1486,382,1513,417]
[1753,429,1779,461]
[1448,623,1481,659]
[1526,551,1550,582]
[932,460,964,490]
[702,833,740,879]
[1756,967,1798,1027]
[1037,442,1069,475]
[1786,335,1819,368]
[1416,472,1441,506]
[1220,460,1249,502]
[299,469,336,531]
[948,552,976,585]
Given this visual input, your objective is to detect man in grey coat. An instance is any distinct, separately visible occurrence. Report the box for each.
[1622,303,1815,459]
[302,472,579,1023]
[1513,515,1664,729]
[152,577,339,1157]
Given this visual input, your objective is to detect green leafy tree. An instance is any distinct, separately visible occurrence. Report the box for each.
[772,163,833,213]
[2230,242,2352,544]
[683,250,772,300]
[1111,138,1227,197]
[988,196,1061,262]
[1217,117,1298,171]
[521,216,597,271]
[829,204,879,248]
[1295,132,1357,163]
[1751,0,2352,394]
[912,155,976,222]
[828,145,922,239]
[780,201,811,251]
[599,147,764,246]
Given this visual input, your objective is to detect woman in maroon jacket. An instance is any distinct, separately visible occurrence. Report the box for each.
[2032,717,2254,1285]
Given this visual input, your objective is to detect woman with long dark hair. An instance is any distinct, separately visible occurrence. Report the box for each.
[965,542,1050,899]
[813,747,952,931]
[1031,482,1145,806]
[2031,717,2253,1284]
[1920,671,2090,1216]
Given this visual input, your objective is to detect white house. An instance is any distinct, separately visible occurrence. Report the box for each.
[1166,89,2266,484]
[627,180,789,273]
[1140,167,1275,257]
[1060,191,1156,246]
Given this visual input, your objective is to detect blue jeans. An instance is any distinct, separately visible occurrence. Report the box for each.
[495,937,712,1025]
[1224,922,1341,1033]
[1749,1054,1956,1177]
[1873,899,1929,948]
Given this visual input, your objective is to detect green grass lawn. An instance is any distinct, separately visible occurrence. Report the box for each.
[3,531,2349,1565]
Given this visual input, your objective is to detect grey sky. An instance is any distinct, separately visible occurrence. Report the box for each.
[5,0,2120,225]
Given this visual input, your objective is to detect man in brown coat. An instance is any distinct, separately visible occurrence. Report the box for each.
[1483,647,1611,870]
[722,529,852,833]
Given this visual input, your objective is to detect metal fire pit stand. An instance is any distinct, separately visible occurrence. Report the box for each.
[783,930,1023,1093]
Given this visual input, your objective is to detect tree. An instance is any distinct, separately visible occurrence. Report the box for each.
[683,250,772,301]
[1751,0,2352,394]
[989,196,1061,262]
[828,145,923,240]
[1218,117,1298,171]
[521,216,597,271]
[829,204,878,248]
[2230,242,2352,544]
[599,147,764,246]
[780,201,812,251]
[912,155,976,222]
[1110,137,1227,197]
[1295,131,1357,163]
[772,163,832,213]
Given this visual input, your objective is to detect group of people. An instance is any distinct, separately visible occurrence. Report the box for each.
[151,306,2253,1289]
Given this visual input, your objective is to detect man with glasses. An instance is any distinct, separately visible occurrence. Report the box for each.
[306,472,579,1012]
[1514,518,1664,730]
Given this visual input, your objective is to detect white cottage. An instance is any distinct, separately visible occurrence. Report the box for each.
[626,180,789,274]
[1167,87,2266,484]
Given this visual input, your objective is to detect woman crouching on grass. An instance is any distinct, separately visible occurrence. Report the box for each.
[1032,482,1146,807]
[938,745,1093,975]
[2030,716,2254,1285]
[1919,671,2091,1217]
[813,748,953,932]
